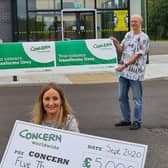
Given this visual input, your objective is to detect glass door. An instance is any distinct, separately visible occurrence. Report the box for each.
[62,10,96,40]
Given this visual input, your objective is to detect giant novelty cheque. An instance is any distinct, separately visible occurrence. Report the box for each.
[0,120,147,168]
[0,39,117,76]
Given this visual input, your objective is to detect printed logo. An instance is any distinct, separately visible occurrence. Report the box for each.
[19,129,62,143]
[86,39,117,60]
[23,42,55,63]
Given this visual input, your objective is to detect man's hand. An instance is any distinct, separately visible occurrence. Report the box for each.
[110,37,120,46]
[110,36,123,52]
[115,64,126,72]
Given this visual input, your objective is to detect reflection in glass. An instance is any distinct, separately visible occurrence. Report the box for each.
[97,10,127,40]
[97,0,128,9]
[28,12,62,41]
[63,0,84,9]
[27,0,61,10]
[17,0,27,41]
[36,0,55,9]
[63,11,95,40]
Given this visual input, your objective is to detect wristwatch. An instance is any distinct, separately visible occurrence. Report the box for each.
[124,63,128,68]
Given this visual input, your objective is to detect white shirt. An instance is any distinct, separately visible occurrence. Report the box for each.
[120,31,149,81]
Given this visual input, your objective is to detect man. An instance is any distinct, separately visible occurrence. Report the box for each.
[111,14,149,130]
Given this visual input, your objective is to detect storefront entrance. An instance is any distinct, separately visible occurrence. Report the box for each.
[61,9,96,40]
[11,0,135,42]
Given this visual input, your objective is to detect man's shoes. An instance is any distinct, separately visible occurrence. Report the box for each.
[130,121,141,130]
[115,121,131,127]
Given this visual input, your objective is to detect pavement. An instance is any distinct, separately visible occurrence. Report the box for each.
[0,54,168,85]
[0,78,168,168]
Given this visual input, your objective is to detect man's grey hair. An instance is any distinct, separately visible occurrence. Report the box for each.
[131,14,143,23]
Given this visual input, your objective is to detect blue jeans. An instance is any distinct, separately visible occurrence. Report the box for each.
[118,77,143,123]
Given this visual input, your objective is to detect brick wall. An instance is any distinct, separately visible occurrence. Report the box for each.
[0,0,12,42]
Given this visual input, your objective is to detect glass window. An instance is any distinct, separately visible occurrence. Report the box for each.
[97,0,128,9]
[17,0,27,41]
[17,0,26,17]
[28,0,36,10]
[28,12,62,41]
[84,0,94,8]
[36,0,55,9]
[28,0,61,10]
[97,11,116,38]
[63,0,84,9]
[97,10,128,40]
[141,0,147,32]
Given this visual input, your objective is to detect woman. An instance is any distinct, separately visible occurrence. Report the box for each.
[31,83,79,132]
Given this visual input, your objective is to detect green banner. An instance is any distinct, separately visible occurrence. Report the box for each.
[0,42,54,69]
[56,40,117,66]
[0,39,118,75]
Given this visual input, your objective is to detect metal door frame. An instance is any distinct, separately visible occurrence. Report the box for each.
[61,9,97,40]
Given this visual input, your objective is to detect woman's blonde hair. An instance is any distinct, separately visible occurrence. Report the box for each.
[31,83,73,128]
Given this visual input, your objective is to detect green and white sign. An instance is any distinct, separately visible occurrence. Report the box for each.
[0,42,55,69]
[1,120,147,168]
[0,39,118,75]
